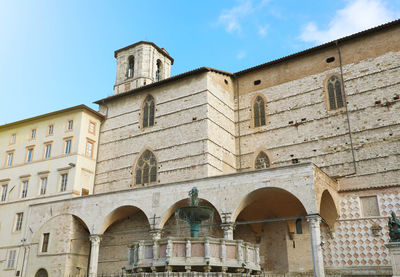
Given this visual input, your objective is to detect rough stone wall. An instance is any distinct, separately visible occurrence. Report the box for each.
[206,72,237,175]
[234,221,312,273]
[95,74,212,193]
[321,187,400,270]
[26,214,89,277]
[236,50,400,189]
[98,210,151,273]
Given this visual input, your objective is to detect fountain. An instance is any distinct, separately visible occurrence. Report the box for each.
[125,187,261,274]
[176,187,214,237]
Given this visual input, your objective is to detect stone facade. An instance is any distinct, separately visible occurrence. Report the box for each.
[0,20,400,277]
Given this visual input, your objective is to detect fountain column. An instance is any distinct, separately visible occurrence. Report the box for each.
[89,234,101,277]
[221,223,235,240]
[307,215,325,277]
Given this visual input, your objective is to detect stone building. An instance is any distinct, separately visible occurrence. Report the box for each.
[1,19,400,277]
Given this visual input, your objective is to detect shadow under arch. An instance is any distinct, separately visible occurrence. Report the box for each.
[232,187,308,223]
[99,205,150,235]
[31,213,89,242]
[232,187,310,273]
[319,189,339,229]
[34,268,48,277]
[159,197,222,237]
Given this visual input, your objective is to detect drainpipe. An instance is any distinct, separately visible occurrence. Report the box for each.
[335,41,357,174]
[234,76,242,171]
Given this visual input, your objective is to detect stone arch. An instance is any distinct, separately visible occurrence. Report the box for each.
[31,213,89,243]
[99,205,150,234]
[28,214,90,277]
[232,187,311,273]
[319,189,338,229]
[34,268,48,277]
[232,187,308,223]
[159,197,222,238]
[98,205,151,273]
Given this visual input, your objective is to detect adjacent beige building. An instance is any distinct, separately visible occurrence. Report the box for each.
[0,105,103,277]
[0,19,399,277]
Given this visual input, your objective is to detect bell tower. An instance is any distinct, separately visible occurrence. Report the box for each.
[113,41,174,95]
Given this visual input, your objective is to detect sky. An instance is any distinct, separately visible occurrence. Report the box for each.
[0,0,399,125]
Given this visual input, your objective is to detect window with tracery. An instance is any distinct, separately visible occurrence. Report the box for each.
[253,96,266,127]
[127,56,134,78]
[142,95,155,128]
[255,151,270,169]
[326,75,344,110]
[135,150,157,185]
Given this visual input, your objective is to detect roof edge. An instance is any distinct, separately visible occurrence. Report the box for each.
[114,41,175,64]
[234,18,400,76]
[0,104,105,130]
[94,67,232,104]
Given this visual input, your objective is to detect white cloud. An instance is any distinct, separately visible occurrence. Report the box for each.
[300,0,398,44]
[258,25,269,37]
[218,0,254,34]
[236,50,247,59]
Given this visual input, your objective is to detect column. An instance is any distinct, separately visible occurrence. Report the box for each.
[89,234,102,277]
[221,223,235,240]
[307,215,325,277]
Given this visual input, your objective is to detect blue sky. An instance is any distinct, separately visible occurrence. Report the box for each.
[0,0,399,125]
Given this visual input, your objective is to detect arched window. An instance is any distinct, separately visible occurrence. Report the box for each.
[155,59,162,82]
[255,151,270,169]
[296,218,303,234]
[127,56,135,78]
[142,95,155,128]
[135,150,157,185]
[326,75,344,110]
[253,96,266,127]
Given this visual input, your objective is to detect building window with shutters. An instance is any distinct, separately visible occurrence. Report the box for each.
[15,212,23,231]
[325,75,344,110]
[7,250,16,269]
[41,233,50,252]
[60,173,68,192]
[252,95,266,127]
[134,150,157,186]
[21,180,29,198]
[141,95,155,128]
[255,151,270,169]
[40,177,47,195]
[1,184,8,202]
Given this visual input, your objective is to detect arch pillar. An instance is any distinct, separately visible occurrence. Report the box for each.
[307,215,325,277]
[221,223,235,239]
[89,234,102,277]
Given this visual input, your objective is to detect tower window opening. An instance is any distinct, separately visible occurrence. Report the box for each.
[155,59,162,82]
[127,56,135,78]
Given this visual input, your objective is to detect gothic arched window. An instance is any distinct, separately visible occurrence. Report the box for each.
[326,75,344,110]
[142,95,155,128]
[127,56,135,78]
[155,59,162,82]
[135,150,157,185]
[253,96,266,127]
[255,151,270,169]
